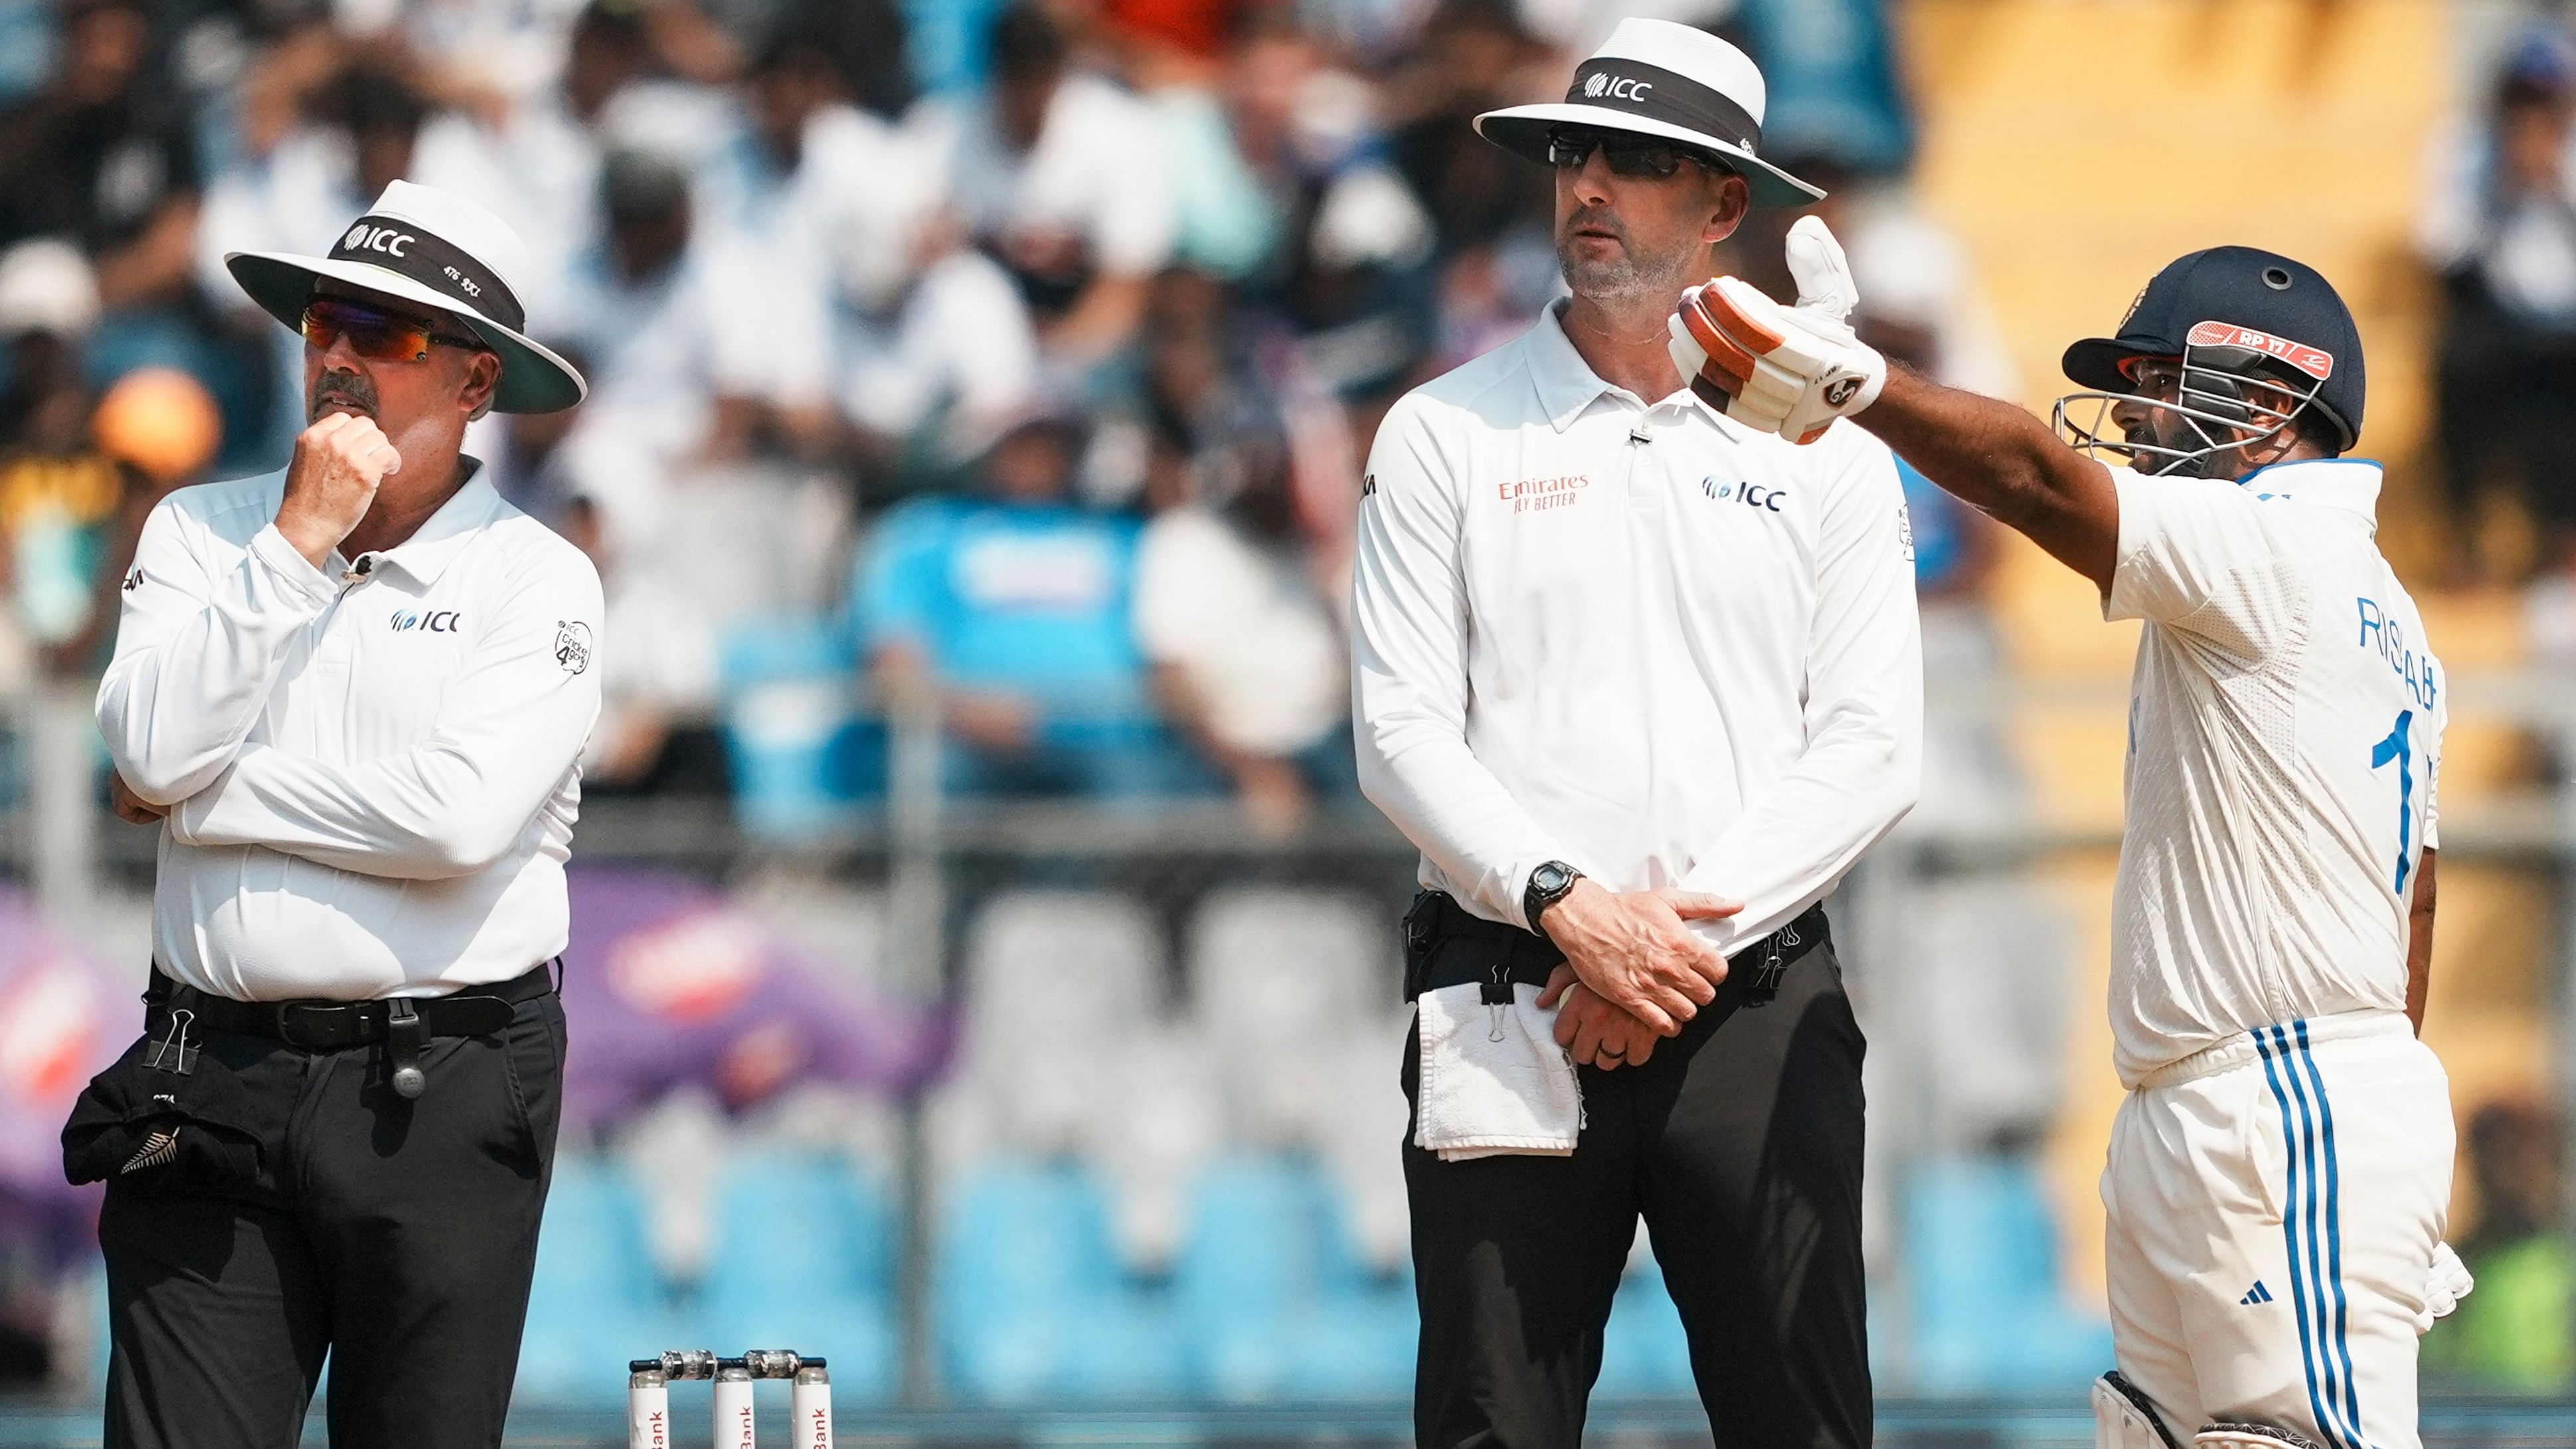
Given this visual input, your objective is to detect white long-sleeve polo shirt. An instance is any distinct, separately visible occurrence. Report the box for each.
[1352,302,1923,953]
[97,462,604,1001]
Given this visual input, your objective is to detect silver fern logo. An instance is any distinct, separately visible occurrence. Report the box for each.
[122,1128,179,1174]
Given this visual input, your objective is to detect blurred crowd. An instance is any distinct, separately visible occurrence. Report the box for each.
[5,0,2576,1406]
[0,0,1973,830]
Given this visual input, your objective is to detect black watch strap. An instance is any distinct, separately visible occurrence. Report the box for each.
[1523,861,1583,932]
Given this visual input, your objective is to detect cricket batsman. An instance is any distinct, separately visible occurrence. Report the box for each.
[1669,228,2468,1448]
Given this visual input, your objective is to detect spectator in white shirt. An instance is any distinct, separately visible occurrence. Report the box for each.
[549,146,831,465]
[914,1,1176,367]
[693,9,1039,472]
[1137,429,1346,835]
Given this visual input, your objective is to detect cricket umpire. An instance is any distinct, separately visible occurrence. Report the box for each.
[1352,20,1921,1449]
[69,179,600,1449]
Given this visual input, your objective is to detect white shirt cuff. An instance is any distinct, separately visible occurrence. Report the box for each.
[251,524,338,610]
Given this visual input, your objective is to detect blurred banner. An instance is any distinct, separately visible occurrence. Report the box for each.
[558,866,952,1130]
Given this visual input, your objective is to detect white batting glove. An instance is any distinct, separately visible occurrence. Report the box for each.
[1668,216,1887,445]
[2419,1240,2474,1331]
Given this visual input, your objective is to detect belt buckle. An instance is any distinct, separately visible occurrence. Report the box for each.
[275,1001,360,1049]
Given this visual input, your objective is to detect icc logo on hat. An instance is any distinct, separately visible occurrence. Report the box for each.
[1585,73,1608,97]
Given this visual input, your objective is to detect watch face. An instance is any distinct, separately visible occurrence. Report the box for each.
[1533,863,1571,893]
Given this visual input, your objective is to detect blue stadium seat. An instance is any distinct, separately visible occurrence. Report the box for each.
[1280,1283,1417,1401]
[1595,1268,1698,1397]
[697,1153,899,1402]
[1172,1154,1355,1401]
[516,1155,683,1406]
[1901,1155,2115,1392]
[936,1159,1183,1402]
[721,616,885,837]
[1171,1153,1426,1401]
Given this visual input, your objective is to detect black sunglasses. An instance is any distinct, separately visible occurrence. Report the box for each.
[1547,126,1729,180]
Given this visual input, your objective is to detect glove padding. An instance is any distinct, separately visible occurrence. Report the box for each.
[2419,1240,2474,1331]
[1668,215,1887,444]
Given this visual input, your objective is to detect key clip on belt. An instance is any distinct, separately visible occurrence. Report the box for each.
[1743,921,1803,1009]
[386,1000,428,1099]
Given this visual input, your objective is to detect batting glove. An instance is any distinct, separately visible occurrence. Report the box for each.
[1668,215,1887,444]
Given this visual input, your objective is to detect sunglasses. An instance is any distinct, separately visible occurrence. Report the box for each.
[1548,126,1727,180]
[300,298,485,363]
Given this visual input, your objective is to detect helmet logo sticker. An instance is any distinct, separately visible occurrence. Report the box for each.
[2186,319,2333,380]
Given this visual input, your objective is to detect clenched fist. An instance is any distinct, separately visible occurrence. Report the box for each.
[1669,216,1887,445]
[277,412,401,568]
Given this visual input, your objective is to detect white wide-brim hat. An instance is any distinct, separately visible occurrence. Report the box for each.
[226,179,586,415]
[1476,19,1822,209]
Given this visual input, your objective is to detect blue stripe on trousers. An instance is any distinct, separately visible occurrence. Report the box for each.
[2257,1027,2360,1449]
[2294,1021,2371,1447]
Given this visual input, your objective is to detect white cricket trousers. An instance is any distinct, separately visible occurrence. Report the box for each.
[2102,1010,2453,1449]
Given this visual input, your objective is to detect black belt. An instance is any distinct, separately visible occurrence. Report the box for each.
[1402,893,1828,1010]
[144,962,557,1100]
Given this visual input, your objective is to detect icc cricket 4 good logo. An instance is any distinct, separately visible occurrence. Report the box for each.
[553,620,592,675]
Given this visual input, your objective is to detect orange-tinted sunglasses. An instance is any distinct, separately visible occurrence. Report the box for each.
[300,298,485,363]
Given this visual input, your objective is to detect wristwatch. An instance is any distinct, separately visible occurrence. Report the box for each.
[1523,861,1584,932]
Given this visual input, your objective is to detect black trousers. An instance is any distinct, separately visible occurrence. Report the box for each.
[1403,937,1870,1449]
[96,989,564,1449]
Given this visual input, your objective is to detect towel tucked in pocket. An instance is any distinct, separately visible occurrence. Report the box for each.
[62,1009,284,1195]
[1412,981,1583,1161]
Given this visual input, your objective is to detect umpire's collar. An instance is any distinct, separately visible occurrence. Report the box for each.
[345,457,502,587]
[1527,300,1722,434]
[2235,456,2383,534]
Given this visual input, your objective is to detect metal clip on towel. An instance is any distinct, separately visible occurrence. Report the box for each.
[386,999,428,1099]
[144,1007,197,1075]
[1483,961,1512,1042]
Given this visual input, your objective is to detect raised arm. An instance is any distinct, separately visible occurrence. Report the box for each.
[98,415,406,803]
[1854,365,2122,594]
[165,554,605,879]
[1666,216,2122,592]
[96,494,341,804]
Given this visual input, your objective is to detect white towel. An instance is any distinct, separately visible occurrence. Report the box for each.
[2418,1240,2474,1332]
[1412,981,1583,1161]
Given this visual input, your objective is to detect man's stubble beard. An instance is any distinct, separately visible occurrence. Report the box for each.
[1557,218,1705,303]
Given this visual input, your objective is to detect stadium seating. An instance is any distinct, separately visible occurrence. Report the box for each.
[1596,1268,1699,1398]
[719,616,883,836]
[934,1157,1186,1401]
[516,1156,685,1406]
[1898,1155,2114,1391]
[698,1152,899,1402]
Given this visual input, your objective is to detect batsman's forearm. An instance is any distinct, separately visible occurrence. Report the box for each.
[1855,365,2119,590]
[2405,849,2437,1035]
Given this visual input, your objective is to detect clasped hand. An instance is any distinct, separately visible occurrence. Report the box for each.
[1533,881,1740,1069]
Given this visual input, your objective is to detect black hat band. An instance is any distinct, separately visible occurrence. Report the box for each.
[325,215,526,332]
[1562,58,1762,156]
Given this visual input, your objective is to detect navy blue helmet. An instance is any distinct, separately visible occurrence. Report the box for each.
[2054,246,2364,475]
